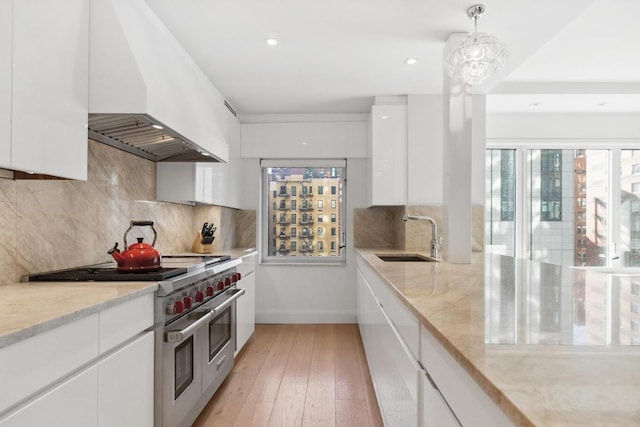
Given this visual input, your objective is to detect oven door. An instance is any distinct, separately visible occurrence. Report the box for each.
[201,287,245,395]
[162,310,210,427]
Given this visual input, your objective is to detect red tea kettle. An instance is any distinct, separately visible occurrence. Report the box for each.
[107,220,162,272]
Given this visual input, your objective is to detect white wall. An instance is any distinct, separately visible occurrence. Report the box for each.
[487,112,640,140]
[240,115,368,323]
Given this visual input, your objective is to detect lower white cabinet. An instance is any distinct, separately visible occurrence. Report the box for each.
[357,268,419,426]
[0,294,155,426]
[0,366,98,427]
[235,253,256,356]
[357,254,509,427]
[98,331,154,427]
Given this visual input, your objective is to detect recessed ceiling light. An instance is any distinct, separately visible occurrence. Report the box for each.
[597,102,608,107]
[265,38,278,46]
[529,102,540,107]
[151,124,163,130]
[381,115,388,120]
[405,58,417,65]
[200,152,210,157]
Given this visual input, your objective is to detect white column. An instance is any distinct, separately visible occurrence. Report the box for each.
[442,34,486,263]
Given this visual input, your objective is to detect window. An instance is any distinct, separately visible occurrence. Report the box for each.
[540,150,562,221]
[487,148,610,266]
[633,182,640,193]
[262,160,346,263]
[633,164,640,174]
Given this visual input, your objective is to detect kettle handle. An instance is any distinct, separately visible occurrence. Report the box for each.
[123,220,157,249]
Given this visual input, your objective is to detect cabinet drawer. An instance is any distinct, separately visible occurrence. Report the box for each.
[420,326,514,427]
[237,253,256,277]
[99,293,154,354]
[0,313,99,413]
[358,256,420,358]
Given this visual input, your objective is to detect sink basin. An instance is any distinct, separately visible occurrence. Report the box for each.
[376,253,437,262]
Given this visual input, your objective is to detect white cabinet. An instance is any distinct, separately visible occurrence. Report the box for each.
[0,366,98,427]
[3,0,89,179]
[420,326,514,427]
[98,331,154,427]
[236,252,256,355]
[422,372,460,427]
[157,112,241,208]
[368,104,408,206]
[0,0,10,165]
[0,294,155,425]
[357,267,419,426]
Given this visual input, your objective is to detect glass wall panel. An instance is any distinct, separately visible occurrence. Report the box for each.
[485,149,516,256]
[528,149,608,266]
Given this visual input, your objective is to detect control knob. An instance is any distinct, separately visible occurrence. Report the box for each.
[195,291,205,302]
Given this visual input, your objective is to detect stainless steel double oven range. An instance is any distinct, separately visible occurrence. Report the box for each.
[28,255,245,427]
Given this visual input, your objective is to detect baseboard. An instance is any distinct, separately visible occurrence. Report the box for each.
[256,309,356,324]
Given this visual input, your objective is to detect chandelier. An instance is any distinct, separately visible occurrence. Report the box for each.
[446,4,508,85]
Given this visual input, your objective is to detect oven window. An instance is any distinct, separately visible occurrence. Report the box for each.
[174,336,194,399]
[209,307,231,362]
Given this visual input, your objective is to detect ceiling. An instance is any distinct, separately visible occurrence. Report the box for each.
[145,0,638,115]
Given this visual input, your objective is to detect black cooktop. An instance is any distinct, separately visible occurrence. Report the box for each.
[27,266,189,282]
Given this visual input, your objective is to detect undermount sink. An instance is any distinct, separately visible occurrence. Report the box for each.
[376,253,438,262]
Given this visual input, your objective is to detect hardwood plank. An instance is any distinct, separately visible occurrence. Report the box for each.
[354,325,384,427]
[302,324,336,427]
[245,324,300,402]
[267,324,316,426]
[232,400,274,427]
[335,399,371,427]
[192,371,257,427]
[334,324,365,400]
[234,324,283,377]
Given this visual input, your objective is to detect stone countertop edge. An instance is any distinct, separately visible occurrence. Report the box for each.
[0,283,158,350]
[355,248,535,427]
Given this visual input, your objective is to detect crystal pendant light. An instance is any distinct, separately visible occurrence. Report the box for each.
[446,4,508,85]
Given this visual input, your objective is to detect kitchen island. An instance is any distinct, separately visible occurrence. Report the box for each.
[357,249,640,426]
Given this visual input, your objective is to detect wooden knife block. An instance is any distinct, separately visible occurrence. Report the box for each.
[191,231,213,254]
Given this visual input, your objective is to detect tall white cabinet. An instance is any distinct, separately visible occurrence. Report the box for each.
[235,252,256,356]
[1,0,88,180]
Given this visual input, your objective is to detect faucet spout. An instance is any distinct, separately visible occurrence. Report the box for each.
[403,215,440,260]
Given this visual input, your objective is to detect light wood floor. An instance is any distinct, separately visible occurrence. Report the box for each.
[193,324,383,427]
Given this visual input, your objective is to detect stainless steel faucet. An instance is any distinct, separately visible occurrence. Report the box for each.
[403,215,440,260]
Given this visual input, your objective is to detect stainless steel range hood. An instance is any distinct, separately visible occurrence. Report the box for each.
[89,0,231,163]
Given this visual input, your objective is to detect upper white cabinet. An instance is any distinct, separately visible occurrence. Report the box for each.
[368,104,408,206]
[2,0,89,179]
[157,108,242,208]
[0,0,11,166]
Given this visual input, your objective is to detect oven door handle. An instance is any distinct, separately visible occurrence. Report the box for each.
[165,311,212,343]
[210,288,245,316]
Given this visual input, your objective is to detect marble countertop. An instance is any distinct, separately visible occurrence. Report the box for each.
[357,249,640,427]
[0,248,257,350]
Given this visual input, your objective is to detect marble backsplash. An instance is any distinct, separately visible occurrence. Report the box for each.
[0,140,256,286]
[354,204,484,253]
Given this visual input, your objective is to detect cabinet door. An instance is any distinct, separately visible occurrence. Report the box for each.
[0,366,98,427]
[0,0,10,169]
[235,271,255,355]
[11,0,88,179]
[360,270,418,427]
[98,331,154,427]
[422,372,460,427]
[370,104,408,205]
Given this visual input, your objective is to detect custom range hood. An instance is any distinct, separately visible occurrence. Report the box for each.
[89,0,231,162]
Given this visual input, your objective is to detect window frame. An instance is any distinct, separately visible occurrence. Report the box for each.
[260,159,347,264]
[486,139,627,263]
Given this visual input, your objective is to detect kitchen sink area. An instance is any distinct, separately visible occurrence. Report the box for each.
[375,253,438,262]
